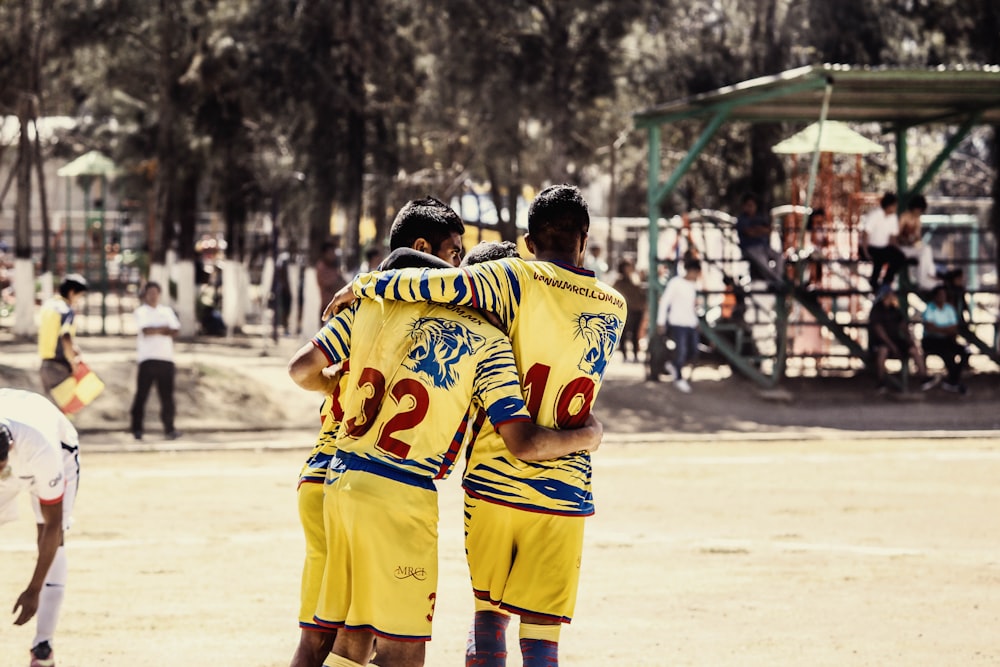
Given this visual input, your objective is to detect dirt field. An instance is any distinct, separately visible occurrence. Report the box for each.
[2,334,999,665]
[2,433,999,667]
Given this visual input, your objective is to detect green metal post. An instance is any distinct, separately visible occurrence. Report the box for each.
[99,176,108,334]
[896,128,910,390]
[909,113,980,197]
[646,124,661,360]
[65,177,73,275]
[896,128,909,209]
[653,110,731,205]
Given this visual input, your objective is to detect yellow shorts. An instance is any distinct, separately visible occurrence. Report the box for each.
[314,463,439,640]
[297,480,330,630]
[464,494,585,623]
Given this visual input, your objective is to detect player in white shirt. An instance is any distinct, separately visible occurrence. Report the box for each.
[0,388,81,667]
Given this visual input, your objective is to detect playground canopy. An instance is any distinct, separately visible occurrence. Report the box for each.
[772,120,884,155]
[632,64,1000,386]
[634,63,1000,126]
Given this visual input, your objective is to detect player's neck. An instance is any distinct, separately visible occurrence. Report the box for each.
[532,251,581,267]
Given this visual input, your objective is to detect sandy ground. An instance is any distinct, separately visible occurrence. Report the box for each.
[1,334,999,665]
[1,435,999,666]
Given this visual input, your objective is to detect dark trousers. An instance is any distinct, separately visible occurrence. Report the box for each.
[619,309,644,361]
[130,359,176,433]
[922,337,969,385]
[670,326,700,374]
[869,245,906,290]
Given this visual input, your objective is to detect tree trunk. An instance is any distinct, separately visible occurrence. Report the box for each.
[992,124,1000,289]
[153,0,179,266]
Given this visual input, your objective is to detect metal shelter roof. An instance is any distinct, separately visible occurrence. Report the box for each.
[634,64,1000,127]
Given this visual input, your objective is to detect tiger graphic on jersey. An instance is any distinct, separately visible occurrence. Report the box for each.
[574,312,622,378]
[405,318,486,389]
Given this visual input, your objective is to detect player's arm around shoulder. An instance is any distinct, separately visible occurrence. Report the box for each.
[289,304,356,393]
[497,413,603,462]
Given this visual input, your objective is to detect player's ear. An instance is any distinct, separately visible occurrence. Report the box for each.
[523,234,536,256]
[412,238,431,254]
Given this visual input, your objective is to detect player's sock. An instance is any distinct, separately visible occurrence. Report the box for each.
[32,545,66,648]
[519,622,560,667]
[324,654,365,667]
[467,610,510,666]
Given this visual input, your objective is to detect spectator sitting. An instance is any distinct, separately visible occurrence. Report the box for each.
[735,192,785,289]
[868,286,934,394]
[922,284,970,395]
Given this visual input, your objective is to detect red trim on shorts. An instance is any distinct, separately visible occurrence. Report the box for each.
[38,494,64,506]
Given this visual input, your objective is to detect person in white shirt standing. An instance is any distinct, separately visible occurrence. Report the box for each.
[0,388,81,667]
[130,282,182,441]
[655,257,702,393]
[860,192,907,292]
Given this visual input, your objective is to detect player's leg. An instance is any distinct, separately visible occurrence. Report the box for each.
[517,616,561,667]
[463,495,516,667]
[320,469,437,665]
[503,512,586,667]
[466,600,511,667]
[356,635,424,667]
[29,463,74,666]
[291,480,335,667]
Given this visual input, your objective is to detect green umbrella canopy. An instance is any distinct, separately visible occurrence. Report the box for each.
[772,120,885,155]
[56,150,121,177]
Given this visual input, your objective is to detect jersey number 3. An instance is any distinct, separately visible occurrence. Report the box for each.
[344,367,429,458]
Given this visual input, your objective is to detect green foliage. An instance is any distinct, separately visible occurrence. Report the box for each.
[3,0,998,259]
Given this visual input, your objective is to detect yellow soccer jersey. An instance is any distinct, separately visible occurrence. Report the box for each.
[311,298,532,482]
[37,296,75,362]
[298,364,350,487]
[354,258,626,515]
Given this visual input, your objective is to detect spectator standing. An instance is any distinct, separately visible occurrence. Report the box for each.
[735,192,785,288]
[860,192,907,292]
[612,257,647,363]
[37,274,88,399]
[584,242,608,280]
[897,194,938,293]
[130,282,182,440]
[922,284,970,394]
[0,389,82,667]
[315,239,346,320]
[655,257,702,393]
[356,244,384,276]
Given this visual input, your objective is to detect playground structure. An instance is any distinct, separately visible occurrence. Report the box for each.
[633,64,1000,388]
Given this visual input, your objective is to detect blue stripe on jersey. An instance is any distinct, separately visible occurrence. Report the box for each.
[339,451,437,491]
[485,400,532,427]
[463,457,594,515]
[311,307,355,364]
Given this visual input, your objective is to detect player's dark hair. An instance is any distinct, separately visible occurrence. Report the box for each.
[389,196,465,253]
[880,192,898,209]
[0,419,12,461]
[461,240,519,267]
[908,194,927,212]
[684,257,702,273]
[740,192,759,206]
[59,273,88,297]
[527,185,590,253]
[142,281,162,297]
